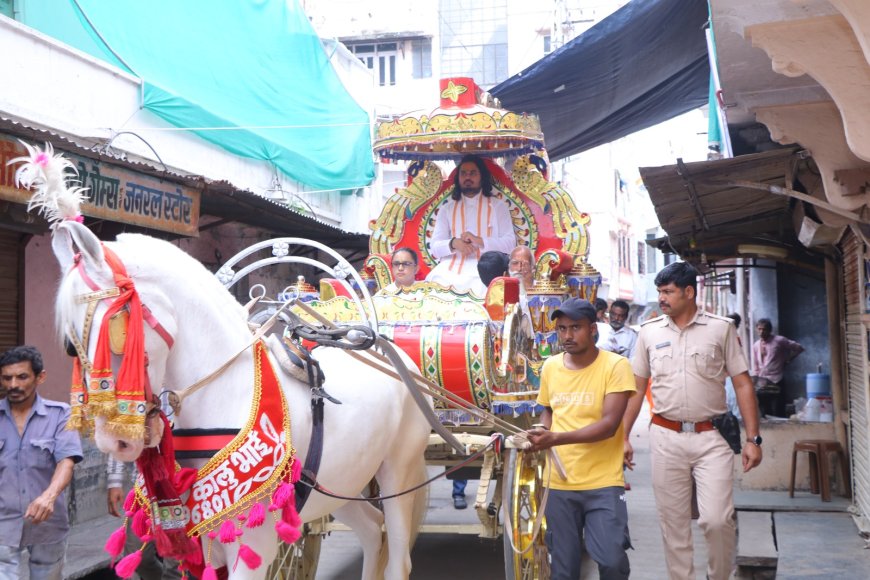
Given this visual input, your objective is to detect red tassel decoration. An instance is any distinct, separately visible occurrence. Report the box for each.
[237,543,262,570]
[275,520,302,544]
[183,540,203,566]
[219,520,238,544]
[114,551,143,579]
[104,525,127,560]
[281,506,302,529]
[123,489,136,514]
[131,509,150,539]
[246,503,266,528]
[201,564,218,580]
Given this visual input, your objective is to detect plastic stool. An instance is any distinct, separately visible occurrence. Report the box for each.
[788,439,850,502]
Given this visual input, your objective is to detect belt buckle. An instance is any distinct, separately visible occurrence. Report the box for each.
[680,421,695,433]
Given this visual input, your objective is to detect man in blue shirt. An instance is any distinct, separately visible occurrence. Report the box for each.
[0,346,83,580]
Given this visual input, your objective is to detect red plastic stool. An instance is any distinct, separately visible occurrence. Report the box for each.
[789,439,850,502]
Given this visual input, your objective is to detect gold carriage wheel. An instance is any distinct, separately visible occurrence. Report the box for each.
[504,449,550,580]
[265,524,322,580]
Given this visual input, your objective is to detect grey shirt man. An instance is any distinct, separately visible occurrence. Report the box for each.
[0,394,83,546]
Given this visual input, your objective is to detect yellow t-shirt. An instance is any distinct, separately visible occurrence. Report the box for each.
[536,350,636,490]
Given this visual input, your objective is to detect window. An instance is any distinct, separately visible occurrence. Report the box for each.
[543,35,551,54]
[350,42,397,86]
[412,39,432,79]
[637,241,646,275]
[439,0,509,89]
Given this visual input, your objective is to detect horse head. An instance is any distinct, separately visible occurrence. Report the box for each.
[53,220,176,462]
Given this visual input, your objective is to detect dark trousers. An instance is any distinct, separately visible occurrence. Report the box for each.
[544,487,631,580]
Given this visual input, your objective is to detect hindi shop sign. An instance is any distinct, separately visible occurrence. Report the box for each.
[0,137,200,236]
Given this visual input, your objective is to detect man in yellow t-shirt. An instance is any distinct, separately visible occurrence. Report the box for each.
[527,297,635,580]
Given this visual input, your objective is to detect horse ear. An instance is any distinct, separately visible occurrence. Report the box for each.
[52,221,105,273]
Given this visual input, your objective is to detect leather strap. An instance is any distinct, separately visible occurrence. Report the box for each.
[651,413,715,433]
[295,397,325,513]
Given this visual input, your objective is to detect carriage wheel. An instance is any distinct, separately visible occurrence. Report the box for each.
[503,448,550,580]
[265,524,322,580]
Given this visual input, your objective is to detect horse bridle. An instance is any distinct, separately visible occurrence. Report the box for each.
[65,252,175,380]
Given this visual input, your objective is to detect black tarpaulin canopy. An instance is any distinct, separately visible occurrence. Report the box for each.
[491,0,710,161]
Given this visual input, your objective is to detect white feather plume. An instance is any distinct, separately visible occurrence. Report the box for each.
[7,141,87,226]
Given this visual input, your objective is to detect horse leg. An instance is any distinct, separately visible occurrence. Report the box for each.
[333,500,385,580]
[376,457,429,580]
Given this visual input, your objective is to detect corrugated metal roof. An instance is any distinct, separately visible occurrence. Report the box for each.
[640,147,818,266]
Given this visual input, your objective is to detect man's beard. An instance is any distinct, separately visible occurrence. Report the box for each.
[460,186,480,195]
[610,321,625,330]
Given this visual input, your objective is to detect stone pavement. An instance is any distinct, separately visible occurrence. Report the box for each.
[65,404,870,579]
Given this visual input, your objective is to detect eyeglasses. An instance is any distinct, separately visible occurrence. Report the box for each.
[393,261,415,268]
[509,260,531,267]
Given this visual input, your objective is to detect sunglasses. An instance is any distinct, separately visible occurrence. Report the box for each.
[393,261,416,268]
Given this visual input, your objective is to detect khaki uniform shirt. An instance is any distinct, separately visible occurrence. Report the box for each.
[631,309,748,422]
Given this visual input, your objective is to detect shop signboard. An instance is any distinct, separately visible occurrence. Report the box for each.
[0,135,200,236]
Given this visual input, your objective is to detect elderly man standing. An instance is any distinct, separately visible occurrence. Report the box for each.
[0,346,83,580]
[599,300,637,359]
[624,262,761,580]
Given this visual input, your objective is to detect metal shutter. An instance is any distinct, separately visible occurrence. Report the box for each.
[842,230,870,529]
[0,229,21,353]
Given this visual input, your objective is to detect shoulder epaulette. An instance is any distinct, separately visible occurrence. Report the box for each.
[641,315,666,326]
[704,312,734,324]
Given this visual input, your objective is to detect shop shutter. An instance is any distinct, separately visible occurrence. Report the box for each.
[842,230,870,529]
[0,229,21,353]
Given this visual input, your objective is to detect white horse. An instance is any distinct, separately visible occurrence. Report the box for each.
[52,220,431,580]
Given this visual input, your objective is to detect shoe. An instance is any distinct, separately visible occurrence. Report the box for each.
[453,495,467,509]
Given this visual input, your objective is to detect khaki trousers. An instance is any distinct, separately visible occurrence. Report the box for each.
[649,423,737,580]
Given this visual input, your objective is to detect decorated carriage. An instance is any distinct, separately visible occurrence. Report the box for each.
[228,77,602,579]
[12,77,601,580]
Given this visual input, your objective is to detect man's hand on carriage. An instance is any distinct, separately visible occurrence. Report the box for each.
[526,426,557,452]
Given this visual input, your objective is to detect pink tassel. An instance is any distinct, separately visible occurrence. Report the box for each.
[237,543,262,570]
[131,509,149,539]
[290,459,302,483]
[104,525,127,559]
[246,502,266,528]
[123,489,136,514]
[271,482,293,509]
[201,564,218,580]
[281,506,302,529]
[219,520,238,544]
[114,551,143,579]
[275,520,302,544]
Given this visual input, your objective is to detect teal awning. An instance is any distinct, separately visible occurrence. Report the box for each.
[19,0,374,191]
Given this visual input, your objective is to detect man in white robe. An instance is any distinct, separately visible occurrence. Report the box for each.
[427,155,516,295]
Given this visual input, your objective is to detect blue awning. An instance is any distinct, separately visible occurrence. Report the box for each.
[491,0,710,161]
[19,0,374,191]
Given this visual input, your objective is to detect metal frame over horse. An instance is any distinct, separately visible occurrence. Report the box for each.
[13,142,436,580]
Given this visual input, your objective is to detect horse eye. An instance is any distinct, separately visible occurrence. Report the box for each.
[64,337,77,358]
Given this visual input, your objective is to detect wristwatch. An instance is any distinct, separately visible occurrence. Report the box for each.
[747,435,763,447]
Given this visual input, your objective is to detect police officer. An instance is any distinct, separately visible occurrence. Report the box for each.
[623,262,762,580]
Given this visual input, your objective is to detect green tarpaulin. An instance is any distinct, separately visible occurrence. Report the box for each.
[19,0,374,191]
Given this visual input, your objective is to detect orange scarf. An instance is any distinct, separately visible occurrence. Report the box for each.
[68,245,150,439]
